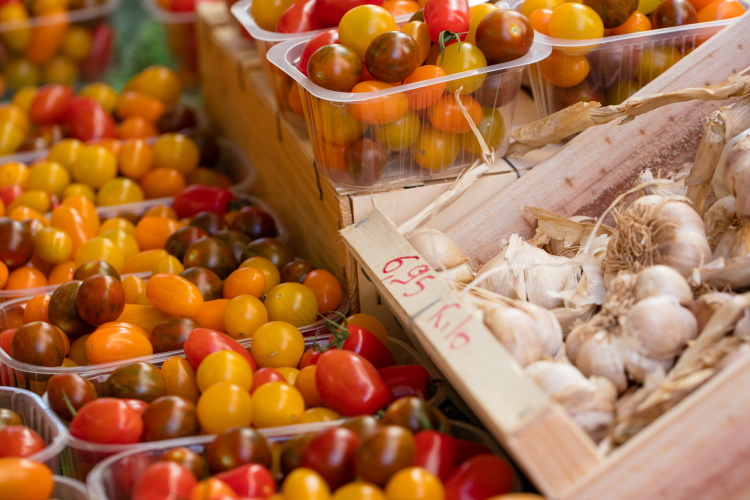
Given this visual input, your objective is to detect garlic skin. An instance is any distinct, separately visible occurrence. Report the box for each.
[620,296,698,360]
[723,135,750,219]
[734,309,750,341]
[526,361,617,442]
[406,228,468,270]
[623,349,673,385]
[692,292,734,332]
[567,326,628,393]
[634,265,693,307]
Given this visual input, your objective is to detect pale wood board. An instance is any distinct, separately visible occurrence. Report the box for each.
[446,14,750,264]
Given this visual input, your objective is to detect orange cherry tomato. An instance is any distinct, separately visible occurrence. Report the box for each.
[117,116,159,140]
[400,21,430,65]
[302,270,343,313]
[48,261,76,285]
[539,49,590,88]
[347,313,388,345]
[688,0,720,10]
[5,267,47,290]
[123,249,169,274]
[68,334,90,366]
[25,8,68,65]
[403,65,446,110]
[529,8,553,35]
[428,94,483,134]
[383,0,419,15]
[223,267,266,299]
[61,195,100,235]
[315,140,348,172]
[50,205,94,257]
[116,304,171,334]
[97,322,148,337]
[348,81,409,125]
[23,294,50,323]
[0,458,54,500]
[146,273,204,317]
[295,365,324,407]
[139,168,187,198]
[697,0,745,21]
[190,478,237,500]
[144,205,177,219]
[86,326,154,364]
[118,139,154,180]
[0,261,8,289]
[611,11,652,35]
[193,298,230,333]
[135,216,185,251]
[115,91,167,123]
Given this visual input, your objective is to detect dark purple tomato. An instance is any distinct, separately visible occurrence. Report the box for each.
[0,219,33,270]
[73,260,121,281]
[185,131,222,167]
[48,281,96,338]
[475,10,534,65]
[651,0,697,28]
[206,427,273,473]
[308,44,362,92]
[164,226,210,261]
[382,396,450,434]
[365,31,420,84]
[160,447,210,480]
[474,71,522,108]
[10,321,66,367]
[229,206,278,240]
[75,274,126,326]
[583,0,638,28]
[157,105,198,133]
[0,409,23,429]
[300,427,361,489]
[148,316,201,353]
[183,237,238,279]
[345,138,386,186]
[241,238,294,270]
[46,373,98,421]
[189,211,228,235]
[141,396,200,442]
[355,425,415,487]
[340,415,381,440]
[104,362,167,403]
[280,260,316,284]
[280,433,315,476]
[212,229,251,263]
[179,267,224,301]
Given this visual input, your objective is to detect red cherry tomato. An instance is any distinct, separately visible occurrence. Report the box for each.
[173,185,235,219]
[315,349,392,416]
[276,0,325,33]
[453,439,491,464]
[29,85,75,125]
[65,97,116,141]
[444,454,513,500]
[312,0,385,26]
[0,426,46,458]
[184,327,258,371]
[297,29,340,77]
[299,345,325,368]
[377,364,430,400]
[132,461,197,500]
[324,323,395,368]
[250,367,287,393]
[413,430,457,480]
[122,399,149,416]
[80,24,115,81]
[0,186,23,208]
[214,463,277,497]
[423,0,470,45]
[69,398,143,444]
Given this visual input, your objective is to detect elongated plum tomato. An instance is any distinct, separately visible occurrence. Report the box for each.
[132,461,197,500]
[146,273,204,317]
[315,349,392,416]
[297,29,339,77]
[184,327,258,371]
[69,398,143,444]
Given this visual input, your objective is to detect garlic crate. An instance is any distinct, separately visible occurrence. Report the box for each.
[342,14,750,500]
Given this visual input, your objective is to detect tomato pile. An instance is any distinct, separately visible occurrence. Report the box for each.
[0,0,115,95]
[281,0,536,187]
[117,396,518,500]
[522,0,746,111]
[0,65,193,156]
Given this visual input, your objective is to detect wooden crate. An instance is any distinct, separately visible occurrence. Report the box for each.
[195,2,552,321]
[342,15,750,500]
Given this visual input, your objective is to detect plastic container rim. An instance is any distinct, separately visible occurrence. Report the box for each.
[142,0,197,24]
[509,0,750,48]
[267,34,551,102]
[0,0,119,30]
[53,475,90,497]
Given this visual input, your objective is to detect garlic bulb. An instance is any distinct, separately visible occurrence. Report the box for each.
[620,296,698,360]
[406,228,469,270]
[526,360,617,442]
[734,309,750,341]
[704,196,737,250]
[713,222,750,259]
[634,265,693,307]
[623,349,673,385]
[476,235,580,310]
[723,135,750,219]
[566,325,628,393]
[604,195,711,277]
[692,292,734,331]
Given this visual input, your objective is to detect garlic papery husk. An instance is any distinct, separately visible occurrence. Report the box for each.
[405,228,469,270]
[566,325,628,393]
[526,361,617,442]
[623,349,673,385]
[634,265,693,307]
[704,196,737,250]
[620,296,698,360]
[604,195,711,278]
[692,292,734,331]
[734,309,750,341]
[475,235,579,310]
[436,262,475,284]
[723,135,750,219]
[637,167,689,198]
[457,284,563,366]
[713,221,750,259]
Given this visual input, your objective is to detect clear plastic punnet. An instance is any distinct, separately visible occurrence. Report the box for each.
[511,0,750,117]
[0,387,70,473]
[52,476,90,500]
[267,33,550,191]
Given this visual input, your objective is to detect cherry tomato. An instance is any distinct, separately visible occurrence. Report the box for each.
[366,31,420,84]
[132,461,197,500]
[146,273,204,317]
[539,49,591,87]
[251,321,305,368]
[184,237,238,279]
[476,10,534,64]
[548,3,604,39]
[316,349,392,416]
[338,5,399,60]
[611,11,652,34]
[251,0,296,31]
[85,326,154,364]
[372,110,421,152]
[70,398,143,444]
[197,350,253,391]
[125,66,182,107]
[437,41,487,95]
[383,396,448,433]
[215,463,277,498]
[349,81,409,125]
[697,0,745,21]
[403,65,446,111]
[444,454,514,499]
[0,458,53,500]
[0,426,45,458]
[10,321,66,367]
[184,327,258,371]
[190,477,237,500]
[423,0,470,45]
[29,84,74,125]
[75,274,125,326]
[223,294,268,339]
[149,316,200,353]
[0,219,33,270]
[413,431,457,480]
[428,94,482,134]
[206,427,272,473]
[636,45,681,84]
[312,100,368,145]
[162,355,200,403]
[308,44,362,92]
[264,283,319,326]
[46,372,98,421]
[252,381,305,428]
[160,447,209,481]
[344,137,387,186]
[312,0,386,26]
[197,382,253,434]
[301,427,361,489]
[282,468,331,500]
[462,107,505,156]
[414,126,460,171]
[142,395,200,442]
[650,0,697,28]
[356,425,414,486]
[378,365,430,400]
[276,0,325,33]
[65,97,116,142]
[223,267,266,299]
[333,482,386,500]
[104,361,166,402]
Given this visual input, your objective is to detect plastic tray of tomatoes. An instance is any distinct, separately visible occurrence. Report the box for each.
[84,417,520,500]
[512,0,749,117]
[51,337,443,480]
[0,386,70,473]
[53,475,90,500]
[0,0,118,95]
[266,29,550,192]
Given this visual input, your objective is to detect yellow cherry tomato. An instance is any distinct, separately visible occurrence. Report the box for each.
[0,162,28,187]
[0,121,23,154]
[466,3,499,44]
[96,177,145,206]
[250,321,304,368]
[333,482,386,500]
[152,254,184,275]
[224,295,268,340]
[252,382,305,428]
[34,227,72,264]
[79,83,118,114]
[8,190,49,213]
[151,134,200,177]
[197,382,253,434]
[62,183,96,203]
[123,249,168,274]
[520,0,564,16]
[264,283,318,327]
[75,237,125,273]
[197,350,254,392]
[384,467,444,500]
[99,229,140,260]
[276,366,299,385]
[301,407,341,424]
[8,206,48,226]
[99,217,136,235]
[282,468,331,500]
[12,87,37,113]
[0,104,29,134]
[62,26,92,61]
[122,275,147,304]
[72,145,117,189]
[48,139,83,169]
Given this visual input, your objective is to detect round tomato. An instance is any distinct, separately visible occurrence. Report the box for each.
[385,467,443,500]
[355,425,414,486]
[444,454,514,499]
[75,274,126,326]
[312,100,368,145]
[365,31,420,83]
[162,356,201,404]
[297,29,340,77]
[301,427,361,489]
[180,267,224,301]
[696,0,746,22]
[302,269,343,313]
[344,138,388,187]
[650,0,697,28]
[339,5,399,60]
[132,461,197,500]
[462,107,505,156]
[10,321,66,367]
[242,237,293,270]
[230,206,279,240]
[349,81,409,125]
[414,126,460,171]
[141,395,200,442]
[475,10,534,64]
[582,0,638,28]
[372,110,421,152]
[252,381,306,428]
[539,50,591,87]
[0,426,46,458]
[149,316,200,353]
[223,294,268,339]
[46,373,98,421]
[308,44,362,92]
[0,458,53,500]
[611,11,652,34]
[183,237,238,279]
[160,447,209,481]
[548,3,604,39]
[428,94,482,134]
[70,398,143,444]
[403,65,446,110]
[280,260,317,284]
[104,361,167,403]
[636,45,681,84]
[196,350,253,391]
[264,283,318,326]
[206,427,272,473]
[282,468,331,500]
[250,321,305,368]
[0,219,33,270]
[196,382,253,434]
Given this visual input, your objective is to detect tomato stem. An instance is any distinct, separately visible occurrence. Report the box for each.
[61,390,77,419]
[437,30,467,64]
[317,310,352,351]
